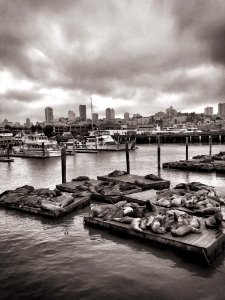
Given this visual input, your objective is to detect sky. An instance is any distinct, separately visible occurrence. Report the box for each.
[0,0,225,123]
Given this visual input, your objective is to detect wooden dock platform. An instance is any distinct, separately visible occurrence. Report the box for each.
[97,174,170,190]
[124,189,157,205]
[56,179,142,203]
[84,216,225,263]
[56,179,101,193]
[163,160,225,173]
[0,196,90,218]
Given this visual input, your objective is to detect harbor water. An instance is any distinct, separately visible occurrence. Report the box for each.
[1,143,225,300]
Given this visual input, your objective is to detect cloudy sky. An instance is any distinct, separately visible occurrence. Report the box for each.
[0,0,225,123]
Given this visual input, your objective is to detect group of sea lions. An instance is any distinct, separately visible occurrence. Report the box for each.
[89,181,225,237]
[90,200,207,237]
[0,185,82,213]
[71,179,138,201]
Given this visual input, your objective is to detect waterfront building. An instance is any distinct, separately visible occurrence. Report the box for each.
[68,110,75,122]
[204,107,213,116]
[92,113,98,123]
[218,103,225,116]
[26,118,31,127]
[111,108,115,119]
[45,107,54,124]
[79,105,86,120]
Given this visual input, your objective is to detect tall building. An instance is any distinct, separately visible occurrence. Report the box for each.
[92,113,98,123]
[111,108,115,119]
[204,107,213,116]
[45,107,54,123]
[106,108,115,121]
[79,105,86,120]
[166,106,177,117]
[26,118,31,127]
[218,103,225,116]
[124,112,130,121]
[68,110,75,121]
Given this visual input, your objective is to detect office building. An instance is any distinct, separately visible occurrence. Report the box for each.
[26,118,31,127]
[92,113,98,123]
[218,103,225,116]
[204,107,213,116]
[68,110,75,121]
[79,105,86,120]
[124,112,130,121]
[45,107,54,123]
[106,108,115,121]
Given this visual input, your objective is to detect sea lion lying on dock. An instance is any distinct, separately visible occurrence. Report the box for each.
[205,209,223,229]
[108,170,128,177]
[130,218,143,232]
[144,174,162,181]
[171,225,201,237]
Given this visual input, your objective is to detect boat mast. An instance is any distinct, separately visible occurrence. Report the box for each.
[90,96,93,132]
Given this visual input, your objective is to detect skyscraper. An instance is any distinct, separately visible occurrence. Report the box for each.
[106,108,115,121]
[218,103,225,116]
[204,107,213,116]
[92,113,98,123]
[79,105,86,120]
[124,112,129,121]
[26,118,31,127]
[68,110,75,121]
[45,107,54,123]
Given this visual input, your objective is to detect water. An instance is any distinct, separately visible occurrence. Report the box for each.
[1,143,225,300]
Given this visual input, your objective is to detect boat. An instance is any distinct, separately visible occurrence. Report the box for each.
[12,133,61,158]
[151,124,202,135]
[75,134,136,151]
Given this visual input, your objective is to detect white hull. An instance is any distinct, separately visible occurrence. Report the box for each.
[12,149,61,158]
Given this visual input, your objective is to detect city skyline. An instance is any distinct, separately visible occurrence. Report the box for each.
[0,1,225,122]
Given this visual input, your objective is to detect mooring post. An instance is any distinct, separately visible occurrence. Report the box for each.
[73,138,75,154]
[125,140,130,174]
[61,147,67,183]
[157,135,161,169]
[7,144,10,159]
[209,136,212,156]
[42,142,45,156]
[95,136,98,150]
[186,136,189,161]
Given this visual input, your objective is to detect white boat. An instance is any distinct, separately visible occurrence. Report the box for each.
[76,134,136,151]
[12,133,61,157]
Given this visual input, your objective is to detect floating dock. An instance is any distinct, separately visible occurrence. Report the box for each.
[97,174,170,190]
[84,216,225,263]
[163,160,225,173]
[56,179,142,203]
[0,157,14,162]
[124,189,157,205]
[0,195,90,218]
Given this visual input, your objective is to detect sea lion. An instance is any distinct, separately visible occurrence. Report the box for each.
[195,207,219,216]
[60,196,74,208]
[130,218,143,232]
[72,176,89,181]
[90,204,114,217]
[171,225,202,237]
[113,216,134,224]
[123,206,133,216]
[205,210,223,229]
[41,201,64,212]
[189,216,201,229]
[108,170,127,177]
[139,217,149,230]
[144,174,162,181]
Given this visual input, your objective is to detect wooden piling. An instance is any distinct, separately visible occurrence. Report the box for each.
[42,142,45,156]
[186,136,189,161]
[125,140,130,174]
[209,136,212,156]
[61,147,67,183]
[7,144,10,159]
[157,135,161,169]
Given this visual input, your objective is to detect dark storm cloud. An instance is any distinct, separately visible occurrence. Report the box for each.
[0,0,225,122]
